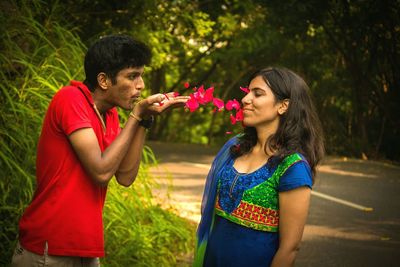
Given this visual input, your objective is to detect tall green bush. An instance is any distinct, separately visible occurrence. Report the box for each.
[0,4,87,264]
[0,1,195,265]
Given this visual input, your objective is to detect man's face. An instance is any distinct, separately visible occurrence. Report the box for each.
[108,66,145,110]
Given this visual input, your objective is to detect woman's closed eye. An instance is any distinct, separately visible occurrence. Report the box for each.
[252,89,265,97]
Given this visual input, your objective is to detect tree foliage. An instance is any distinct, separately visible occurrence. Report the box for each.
[261,0,400,159]
[9,0,396,160]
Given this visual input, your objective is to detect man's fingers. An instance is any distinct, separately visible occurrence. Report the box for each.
[163,97,189,108]
[146,94,165,105]
[155,96,189,106]
[172,96,190,100]
[145,94,188,105]
[147,97,187,113]
[140,94,190,116]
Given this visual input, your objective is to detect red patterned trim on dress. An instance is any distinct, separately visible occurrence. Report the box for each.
[215,198,279,232]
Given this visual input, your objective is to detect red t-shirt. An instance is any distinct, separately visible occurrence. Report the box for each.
[19,81,120,257]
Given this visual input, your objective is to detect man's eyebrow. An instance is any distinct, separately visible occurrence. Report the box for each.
[127,70,143,75]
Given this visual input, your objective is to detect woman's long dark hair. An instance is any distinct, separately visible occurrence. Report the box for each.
[230,67,325,181]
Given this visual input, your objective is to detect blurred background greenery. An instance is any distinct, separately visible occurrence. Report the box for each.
[1,0,399,266]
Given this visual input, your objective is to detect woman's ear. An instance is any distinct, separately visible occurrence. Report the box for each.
[97,72,110,90]
[278,99,289,115]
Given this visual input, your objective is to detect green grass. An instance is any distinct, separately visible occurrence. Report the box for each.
[102,146,195,266]
[103,154,195,266]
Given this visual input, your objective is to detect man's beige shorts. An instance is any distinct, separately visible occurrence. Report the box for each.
[11,241,100,267]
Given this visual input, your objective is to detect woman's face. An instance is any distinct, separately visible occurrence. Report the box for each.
[241,75,283,128]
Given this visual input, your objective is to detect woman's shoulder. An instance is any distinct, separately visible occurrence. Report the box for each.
[280,152,311,168]
[212,135,241,163]
[221,134,241,149]
[272,152,312,180]
[278,152,313,191]
[283,152,305,161]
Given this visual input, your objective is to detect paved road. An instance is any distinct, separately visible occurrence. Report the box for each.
[148,141,400,267]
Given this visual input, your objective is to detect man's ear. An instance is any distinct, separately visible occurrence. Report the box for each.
[97,72,110,90]
[278,99,289,115]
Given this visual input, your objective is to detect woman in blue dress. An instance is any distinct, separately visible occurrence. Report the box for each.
[194,67,325,267]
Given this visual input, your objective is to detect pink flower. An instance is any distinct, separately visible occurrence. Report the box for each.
[194,86,214,104]
[203,87,214,103]
[213,98,224,111]
[182,83,245,133]
[193,85,204,103]
[229,108,243,125]
[235,108,244,121]
[186,94,199,112]
[240,86,250,93]
[184,82,190,89]
[225,99,241,111]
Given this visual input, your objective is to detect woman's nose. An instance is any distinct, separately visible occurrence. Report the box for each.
[242,94,251,105]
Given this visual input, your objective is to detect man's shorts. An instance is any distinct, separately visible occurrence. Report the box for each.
[11,241,100,267]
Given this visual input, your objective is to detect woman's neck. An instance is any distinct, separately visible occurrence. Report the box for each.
[255,120,279,155]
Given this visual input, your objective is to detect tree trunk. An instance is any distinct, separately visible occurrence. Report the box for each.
[148,67,166,140]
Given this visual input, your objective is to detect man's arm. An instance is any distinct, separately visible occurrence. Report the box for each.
[114,125,146,186]
[69,94,188,186]
[69,113,142,186]
[115,94,189,186]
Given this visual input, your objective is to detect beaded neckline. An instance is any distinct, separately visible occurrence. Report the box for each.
[231,158,271,176]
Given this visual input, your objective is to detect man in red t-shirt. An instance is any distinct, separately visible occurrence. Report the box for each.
[11,35,188,267]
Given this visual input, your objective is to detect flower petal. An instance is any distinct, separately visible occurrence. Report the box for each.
[213,98,224,110]
[225,100,233,111]
[235,109,244,121]
[230,114,237,125]
[240,86,250,93]
[185,95,199,112]
[226,99,240,111]
[203,87,214,103]
[232,99,241,110]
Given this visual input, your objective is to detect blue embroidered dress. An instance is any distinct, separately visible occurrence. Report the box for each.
[195,137,313,267]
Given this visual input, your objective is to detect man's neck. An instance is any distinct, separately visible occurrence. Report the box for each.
[91,89,111,115]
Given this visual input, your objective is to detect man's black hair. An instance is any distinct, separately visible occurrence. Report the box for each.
[83,35,152,91]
